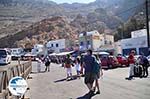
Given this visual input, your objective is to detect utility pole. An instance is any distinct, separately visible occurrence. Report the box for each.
[146,0,150,51]
[121,23,124,39]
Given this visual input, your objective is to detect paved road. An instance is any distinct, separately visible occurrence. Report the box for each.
[25,62,150,99]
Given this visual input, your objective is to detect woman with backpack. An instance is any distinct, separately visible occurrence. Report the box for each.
[93,55,103,94]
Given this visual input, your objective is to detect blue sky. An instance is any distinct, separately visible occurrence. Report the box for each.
[49,0,96,4]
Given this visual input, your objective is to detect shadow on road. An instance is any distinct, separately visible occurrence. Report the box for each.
[54,78,67,83]
[31,71,46,74]
[54,75,79,83]
[77,92,96,99]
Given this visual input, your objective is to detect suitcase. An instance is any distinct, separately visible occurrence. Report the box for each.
[133,65,143,77]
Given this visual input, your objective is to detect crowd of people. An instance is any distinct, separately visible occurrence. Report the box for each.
[35,49,149,98]
[126,50,149,80]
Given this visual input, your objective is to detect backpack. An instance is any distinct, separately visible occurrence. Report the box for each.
[92,57,100,74]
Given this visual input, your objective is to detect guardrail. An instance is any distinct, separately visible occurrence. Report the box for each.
[0,61,32,99]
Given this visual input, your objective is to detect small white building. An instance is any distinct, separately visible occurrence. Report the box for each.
[32,44,45,55]
[46,39,70,53]
[79,30,101,51]
[79,30,114,51]
[121,28,149,56]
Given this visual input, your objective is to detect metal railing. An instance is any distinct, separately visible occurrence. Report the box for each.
[0,61,32,99]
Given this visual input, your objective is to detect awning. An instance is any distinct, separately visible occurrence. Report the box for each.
[56,51,74,56]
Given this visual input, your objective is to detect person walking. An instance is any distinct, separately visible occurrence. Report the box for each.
[93,55,103,94]
[74,57,81,79]
[83,49,96,96]
[45,56,51,72]
[64,54,73,80]
[126,50,135,80]
[37,57,42,73]
[140,54,149,77]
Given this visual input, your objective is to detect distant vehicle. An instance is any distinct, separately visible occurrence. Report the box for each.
[147,55,150,64]
[22,52,37,61]
[134,55,141,61]
[11,48,24,60]
[0,49,11,65]
[116,55,128,67]
[108,55,119,68]
[100,56,109,69]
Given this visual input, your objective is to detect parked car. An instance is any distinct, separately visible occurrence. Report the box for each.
[147,55,150,64]
[11,48,25,60]
[22,52,37,61]
[100,55,109,69]
[0,49,11,65]
[108,55,119,68]
[116,55,128,67]
[134,55,141,61]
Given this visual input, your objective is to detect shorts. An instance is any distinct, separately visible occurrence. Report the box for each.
[84,72,96,84]
[67,68,72,74]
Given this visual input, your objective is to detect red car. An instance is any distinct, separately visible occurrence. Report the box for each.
[100,55,119,69]
[116,55,128,67]
[101,56,109,69]
[108,56,119,68]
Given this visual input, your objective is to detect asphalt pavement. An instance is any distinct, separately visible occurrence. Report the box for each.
[25,62,150,99]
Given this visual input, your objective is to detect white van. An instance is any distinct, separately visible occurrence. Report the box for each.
[0,49,11,64]
[11,48,24,60]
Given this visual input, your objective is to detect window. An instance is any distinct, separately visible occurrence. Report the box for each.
[56,43,59,47]
[51,44,53,47]
[0,50,7,56]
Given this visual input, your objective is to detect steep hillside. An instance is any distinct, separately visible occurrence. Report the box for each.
[0,16,78,48]
[0,0,64,38]
[0,0,147,48]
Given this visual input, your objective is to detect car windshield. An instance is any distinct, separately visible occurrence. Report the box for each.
[0,50,7,56]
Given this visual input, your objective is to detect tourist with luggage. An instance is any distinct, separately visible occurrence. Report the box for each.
[126,50,135,80]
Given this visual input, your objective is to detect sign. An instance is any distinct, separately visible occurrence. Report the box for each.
[8,76,28,96]
[131,29,147,38]
[121,36,147,49]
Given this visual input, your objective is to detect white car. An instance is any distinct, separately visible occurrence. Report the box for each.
[0,49,11,65]
[147,55,150,64]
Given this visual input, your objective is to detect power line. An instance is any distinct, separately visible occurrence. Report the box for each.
[115,3,145,17]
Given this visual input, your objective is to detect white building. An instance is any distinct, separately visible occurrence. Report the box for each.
[121,28,149,56]
[32,44,46,55]
[79,30,101,51]
[46,39,70,53]
[79,30,114,51]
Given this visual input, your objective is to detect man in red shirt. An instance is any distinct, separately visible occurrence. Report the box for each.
[127,50,135,80]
